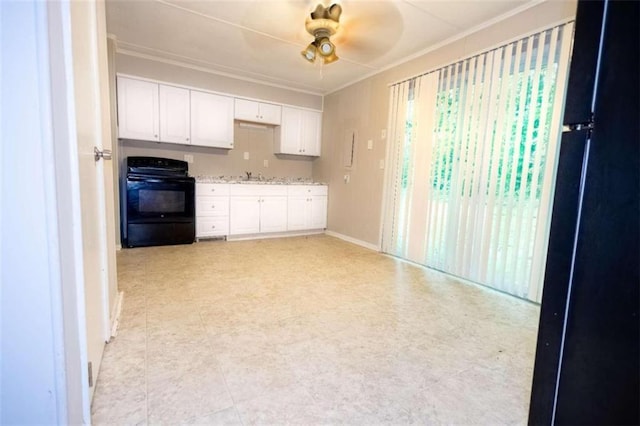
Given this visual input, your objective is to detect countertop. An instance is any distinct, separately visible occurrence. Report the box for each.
[194,175,327,185]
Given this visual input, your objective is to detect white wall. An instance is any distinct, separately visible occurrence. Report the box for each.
[1,1,73,423]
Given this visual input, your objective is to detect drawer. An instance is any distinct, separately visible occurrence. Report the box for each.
[196,217,229,237]
[196,183,230,196]
[288,185,328,196]
[229,184,288,197]
[196,196,229,217]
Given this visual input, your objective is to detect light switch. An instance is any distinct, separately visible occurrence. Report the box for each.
[367,139,373,150]
[263,159,269,168]
[183,154,194,163]
[379,159,385,169]
[243,152,250,160]
[344,174,350,184]
[381,129,387,139]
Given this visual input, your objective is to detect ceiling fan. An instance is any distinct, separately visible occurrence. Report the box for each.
[301,3,342,65]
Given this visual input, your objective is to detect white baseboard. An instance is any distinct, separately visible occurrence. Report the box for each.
[226,229,324,242]
[324,230,380,252]
[109,291,124,339]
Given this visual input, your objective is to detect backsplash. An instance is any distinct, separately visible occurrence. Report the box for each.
[119,122,314,178]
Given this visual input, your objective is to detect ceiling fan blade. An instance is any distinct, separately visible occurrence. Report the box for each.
[331,1,403,60]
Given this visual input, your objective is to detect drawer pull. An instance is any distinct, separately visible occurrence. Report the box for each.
[211,205,215,209]
[211,225,216,229]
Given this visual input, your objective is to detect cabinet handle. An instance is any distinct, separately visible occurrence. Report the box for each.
[211,189,215,192]
[211,205,215,209]
[211,225,216,229]
[154,134,158,138]
[186,137,190,141]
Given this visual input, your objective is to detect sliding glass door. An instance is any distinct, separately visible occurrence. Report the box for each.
[383,23,573,302]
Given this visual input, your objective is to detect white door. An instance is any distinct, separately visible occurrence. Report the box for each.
[260,196,288,233]
[230,196,261,234]
[234,98,260,122]
[159,84,190,144]
[258,103,282,125]
[279,106,302,154]
[302,110,322,156]
[190,90,234,148]
[287,196,308,231]
[70,0,115,400]
[310,196,328,229]
[116,76,159,141]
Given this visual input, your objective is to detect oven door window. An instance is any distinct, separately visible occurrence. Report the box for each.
[139,189,185,213]
[127,178,194,222]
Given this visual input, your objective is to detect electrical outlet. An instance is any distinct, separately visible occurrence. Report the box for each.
[344,174,350,184]
[379,159,385,169]
[243,152,250,160]
[183,154,194,163]
[263,159,269,168]
[381,129,387,139]
[367,139,373,150]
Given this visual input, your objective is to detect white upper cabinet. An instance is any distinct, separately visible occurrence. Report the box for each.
[159,85,190,144]
[234,99,282,125]
[117,77,159,141]
[190,90,234,149]
[274,106,322,156]
[301,109,321,156]
[277,107,302,154]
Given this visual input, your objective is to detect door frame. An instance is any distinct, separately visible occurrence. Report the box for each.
[47,0,94,422]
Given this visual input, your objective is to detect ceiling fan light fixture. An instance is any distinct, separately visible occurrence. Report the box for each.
[301,42,318,63]
[317,37,334,56]
[322,51,339,64]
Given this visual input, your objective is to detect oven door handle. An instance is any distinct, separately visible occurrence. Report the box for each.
[127,176,195,184]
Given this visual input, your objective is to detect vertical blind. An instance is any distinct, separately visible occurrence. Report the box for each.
[382,23,574,302]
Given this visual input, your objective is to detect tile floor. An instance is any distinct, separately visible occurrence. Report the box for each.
[91,235,540,425]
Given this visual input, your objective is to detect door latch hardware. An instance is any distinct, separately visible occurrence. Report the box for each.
[94,147,113,161]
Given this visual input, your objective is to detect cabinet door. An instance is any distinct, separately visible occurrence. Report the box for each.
[301,110,322,156]
[117,77,159,141]
[159,85,190,144]
[234,98,260,122]
[276,106,302,154]
[260,196,288,233]
[191,91,234,149]
[310,196,327,229]
[230,196,260,235]
[287,196,308,231]
[259,103,282,125]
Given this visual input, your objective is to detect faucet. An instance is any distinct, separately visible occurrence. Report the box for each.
[245,171,252,180]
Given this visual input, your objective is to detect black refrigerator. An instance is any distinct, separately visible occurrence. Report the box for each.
[529,0,639,424]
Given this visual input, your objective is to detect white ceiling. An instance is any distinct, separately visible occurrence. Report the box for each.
[106,0,533,95]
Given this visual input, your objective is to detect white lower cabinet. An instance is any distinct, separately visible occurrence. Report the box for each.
[196,183,328,239]
[287,185,328,231]
[195,184,229,238]
[229,185,287,235]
